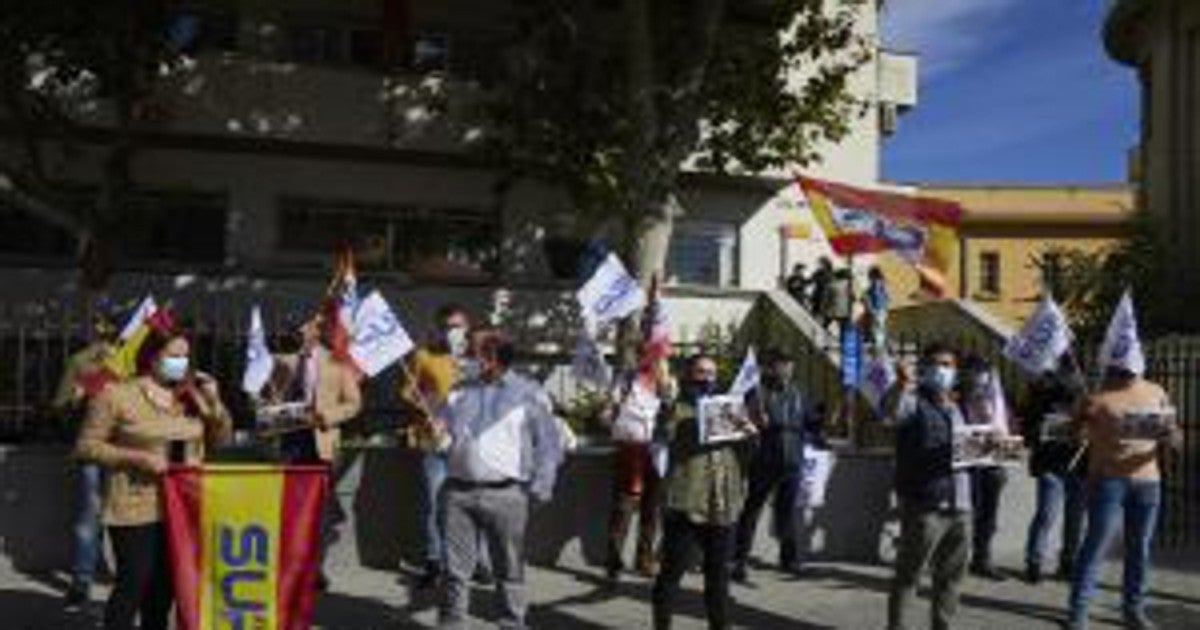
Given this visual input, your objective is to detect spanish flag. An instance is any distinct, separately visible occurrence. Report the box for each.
[163,464,328,630]
[797,175,962,297]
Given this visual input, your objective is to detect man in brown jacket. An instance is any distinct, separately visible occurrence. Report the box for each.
[264,313,363,589]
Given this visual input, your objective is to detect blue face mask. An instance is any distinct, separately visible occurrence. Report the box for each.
[921,365,956,393]
[157,356,189,383]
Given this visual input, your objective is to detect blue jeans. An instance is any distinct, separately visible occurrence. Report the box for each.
[71,462,104,590]
[1068,477,1161,621]
[420,453,449,565]
[1024,472,1086,571]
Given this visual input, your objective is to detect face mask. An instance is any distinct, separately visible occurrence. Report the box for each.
[446,327,468,357]
[921,366,956,393]
[459,358,482,382]
[157,356,189,383]
[691,379,717,398]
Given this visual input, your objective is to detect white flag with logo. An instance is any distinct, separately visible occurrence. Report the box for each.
[1098,290,1146,376]
[349,291,415,378]
[241,306,275,395]
[576,253,645,328]
[861,354,897,413]
[728,346,761,398]
[119,295,158,341]
[1004,295,1073,375]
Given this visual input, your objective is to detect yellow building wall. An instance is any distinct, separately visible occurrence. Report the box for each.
[872,235,1116,328]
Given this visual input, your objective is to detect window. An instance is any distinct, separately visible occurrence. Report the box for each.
[0,188,226,267]
[0,199,78,262]
[412,33,450,73]
[667,222,738,287]
[979,251,1001,296]
[118,190,228,265]
[277,198,500,276]
[289,24,345,64]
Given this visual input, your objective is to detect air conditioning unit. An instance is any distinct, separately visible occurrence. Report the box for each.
[879,103,898,137]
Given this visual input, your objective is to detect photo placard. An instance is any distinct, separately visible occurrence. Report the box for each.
[697,395,753,444]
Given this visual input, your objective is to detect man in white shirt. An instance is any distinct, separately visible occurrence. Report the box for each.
[437,327,564,630]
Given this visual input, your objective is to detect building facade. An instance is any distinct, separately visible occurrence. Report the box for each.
[875,184,1133,326]
[0,0,917,345]
[1105,0,1200,330]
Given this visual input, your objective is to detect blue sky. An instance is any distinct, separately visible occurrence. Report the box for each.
[881,0,1139,184]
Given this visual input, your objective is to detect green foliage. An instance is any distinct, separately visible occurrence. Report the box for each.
[558,387,612,437]
[1035,207,1168,345]
[473,0,870,232]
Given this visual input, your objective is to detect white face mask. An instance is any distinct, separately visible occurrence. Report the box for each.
[459,357,482,382]
[446,326,468,358]
[922,365,957,393]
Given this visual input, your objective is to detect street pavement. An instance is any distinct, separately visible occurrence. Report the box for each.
[2,552,1198,629]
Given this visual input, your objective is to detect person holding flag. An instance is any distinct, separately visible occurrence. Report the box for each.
[731,347,811,583]
[53,305,120,611]
[74,311,232,630]
[398,303,492,589]
[261,309,363,591]
[1066,293,1183,630]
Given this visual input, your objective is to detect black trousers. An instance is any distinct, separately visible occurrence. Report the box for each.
[652,510,733,630]
[733,458,802,569]
[105,523,172,630]
[970,466,1008,565]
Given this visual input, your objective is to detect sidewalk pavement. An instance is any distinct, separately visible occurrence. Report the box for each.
[2,553,1198,629]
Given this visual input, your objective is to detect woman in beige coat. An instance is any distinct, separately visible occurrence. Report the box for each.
[75,317,232,630]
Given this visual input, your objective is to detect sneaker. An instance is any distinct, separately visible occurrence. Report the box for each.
[1123,611,1157,630]
[1024,563,1042,585]
[1062,617,1088,630]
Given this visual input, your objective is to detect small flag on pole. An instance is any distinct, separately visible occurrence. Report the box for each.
[242,306,275,395]
[576,253,645,329]
[1098,289,1145,377]
[728,346,760,398]
[1004,294,1073,375]
[348,291,415,378]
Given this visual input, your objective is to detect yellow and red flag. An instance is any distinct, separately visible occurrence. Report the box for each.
[797,175,962,296]
[163,464,328,630]
[322,245,360,371]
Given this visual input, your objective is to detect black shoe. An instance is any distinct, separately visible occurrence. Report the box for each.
[731,563,748,584]
[779,561,804,578]
[63,585,89,612]
[970,563,1007,581]
[416,561,442,589]
[316,572,330,592]
[1055,563,1074,581]
[1024,563,1042,585]
[472,565,494,585]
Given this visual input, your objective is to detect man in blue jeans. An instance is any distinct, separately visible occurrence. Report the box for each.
[1066,360,1182,630]
[52,310,118,610]
[1020,357,1087,584]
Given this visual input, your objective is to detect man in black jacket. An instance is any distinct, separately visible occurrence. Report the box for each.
[731,349,809,582]
[885,343,972,630]
[1021,356,1087,584]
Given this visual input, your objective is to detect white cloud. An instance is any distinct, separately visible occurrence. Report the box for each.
[882,0,1023,80]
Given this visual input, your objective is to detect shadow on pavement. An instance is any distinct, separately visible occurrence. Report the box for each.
[0,589,99,630]
[539,564,835,630]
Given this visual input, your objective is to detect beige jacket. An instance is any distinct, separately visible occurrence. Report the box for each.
[266,347,363,461]
[75,378,233,526]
